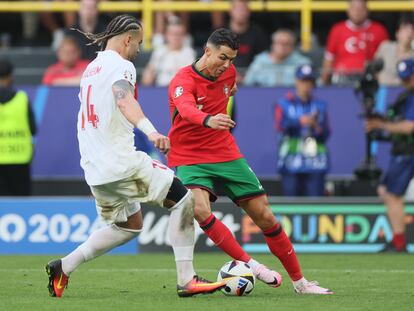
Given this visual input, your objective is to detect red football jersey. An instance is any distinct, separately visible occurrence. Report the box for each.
[325,20,389,74]
[167,63,242,167]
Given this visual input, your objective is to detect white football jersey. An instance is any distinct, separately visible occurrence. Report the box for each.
[77,50,144,186]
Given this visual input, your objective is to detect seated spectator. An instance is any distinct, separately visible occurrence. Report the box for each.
[243,29,310,87]
[153,0,223,49]
[228,0,268,82]
[42,36,89,86]
[66,0,107,60]
[40,0,77,50]
[141,20,196,86]
[321,0,389,85]
[375,17,414,86]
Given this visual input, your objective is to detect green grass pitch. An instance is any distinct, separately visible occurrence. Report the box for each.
[0,253,413,311]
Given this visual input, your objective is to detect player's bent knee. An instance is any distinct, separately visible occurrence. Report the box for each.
[114,224,142,236]
[194,202,211,222]
[165,177,189,206]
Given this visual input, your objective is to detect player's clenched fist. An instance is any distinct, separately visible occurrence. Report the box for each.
[148,132,170,154]
[206,113,236,130]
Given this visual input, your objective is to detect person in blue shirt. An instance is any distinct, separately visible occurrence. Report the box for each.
[275,64,330,196]
[243,29,310,87]
[365,58,414,252]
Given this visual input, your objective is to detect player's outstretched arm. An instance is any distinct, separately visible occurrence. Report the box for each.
[112,79,170,154]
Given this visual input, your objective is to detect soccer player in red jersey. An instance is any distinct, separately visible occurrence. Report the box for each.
[321,0,388,84]
[167,28,332,294]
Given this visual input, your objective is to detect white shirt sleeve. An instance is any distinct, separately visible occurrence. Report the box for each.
[110,60,137,87]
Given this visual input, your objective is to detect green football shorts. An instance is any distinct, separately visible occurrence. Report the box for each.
[176,158,266,204]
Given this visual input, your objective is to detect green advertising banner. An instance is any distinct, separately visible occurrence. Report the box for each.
[242,204,414,253]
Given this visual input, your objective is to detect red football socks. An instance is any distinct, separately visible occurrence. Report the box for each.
[199,214,251,263]
[263,223,303,281]
[392,233,406,251]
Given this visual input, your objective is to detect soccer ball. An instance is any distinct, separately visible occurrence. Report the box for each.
[217,260,255,296]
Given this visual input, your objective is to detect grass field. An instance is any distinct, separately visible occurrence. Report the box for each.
[0,253,413,311]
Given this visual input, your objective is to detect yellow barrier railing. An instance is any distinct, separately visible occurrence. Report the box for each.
[0,1,414,50]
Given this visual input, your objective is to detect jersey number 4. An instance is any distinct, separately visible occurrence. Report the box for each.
[81,85,99,129]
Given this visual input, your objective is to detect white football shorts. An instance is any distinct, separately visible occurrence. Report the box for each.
[90,154,174,224]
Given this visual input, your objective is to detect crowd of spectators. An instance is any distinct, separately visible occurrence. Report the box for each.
[0,0,411,88]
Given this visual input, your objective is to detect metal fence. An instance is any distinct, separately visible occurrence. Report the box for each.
[0,1,414,50]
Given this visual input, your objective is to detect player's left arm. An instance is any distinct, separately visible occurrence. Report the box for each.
[112,79,170,154]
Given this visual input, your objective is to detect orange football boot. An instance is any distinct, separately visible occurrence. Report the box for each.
[45,259,69,297]
[177,275,228,297]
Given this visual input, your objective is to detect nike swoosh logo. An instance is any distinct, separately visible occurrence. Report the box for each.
[56,273,64,289]
[197,96,206,101]
[288,249,293,255]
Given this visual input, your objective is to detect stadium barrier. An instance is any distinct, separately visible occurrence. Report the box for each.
[1,197,413,254]
[1,1,414,50]
[22,86,400,177]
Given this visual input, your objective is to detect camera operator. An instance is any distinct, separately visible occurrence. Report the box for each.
[365,58,414,252]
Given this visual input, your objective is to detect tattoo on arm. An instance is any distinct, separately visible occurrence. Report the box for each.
[112,79,134,102]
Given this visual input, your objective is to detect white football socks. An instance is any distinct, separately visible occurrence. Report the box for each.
[61,224,140,275]
[168,190,196,286]
[247,258,260,269]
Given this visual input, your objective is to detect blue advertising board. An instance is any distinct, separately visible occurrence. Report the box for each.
[0,198,137,254]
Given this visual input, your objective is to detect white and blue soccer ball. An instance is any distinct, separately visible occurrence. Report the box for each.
[217,260,255,296]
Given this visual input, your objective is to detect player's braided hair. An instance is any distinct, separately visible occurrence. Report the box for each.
[72,14,142,50]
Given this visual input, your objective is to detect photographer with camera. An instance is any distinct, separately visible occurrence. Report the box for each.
[365,58,414,252]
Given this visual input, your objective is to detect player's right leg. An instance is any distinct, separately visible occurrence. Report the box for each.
[163,177,227,297]
[46,184,143,298]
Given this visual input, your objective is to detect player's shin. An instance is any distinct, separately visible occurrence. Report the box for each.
[198,214,251,263]
[263,223,303,281]
[62,224,140,275]
[167,190,196,286]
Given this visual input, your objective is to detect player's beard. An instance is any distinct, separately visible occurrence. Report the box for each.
[128,48,139,62]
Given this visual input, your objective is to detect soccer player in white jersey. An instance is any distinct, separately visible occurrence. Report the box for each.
[45,15,226,298]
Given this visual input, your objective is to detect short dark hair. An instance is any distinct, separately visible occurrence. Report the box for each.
[398,14,414,28]
[0,59,13,79]
[207,28,240,51]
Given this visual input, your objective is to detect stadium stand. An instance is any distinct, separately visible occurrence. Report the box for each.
[0,47,152,84]
[0,48,56,84]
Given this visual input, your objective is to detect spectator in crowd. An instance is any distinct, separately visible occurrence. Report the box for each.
[40,0,77,50]
[275,64,330,196]
[0,60,36,196]
[153,1,192,49]
[153,0,223,49]
[141,20,196,86]
[244,29,310,87]
[321,0,389,85]
[66,0,107,60]
[42,36,89,86]
[365,58,414,252]
[228,0,268,82]
[375,17,414,86]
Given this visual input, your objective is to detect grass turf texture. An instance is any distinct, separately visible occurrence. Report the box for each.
[0,253,413,311]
